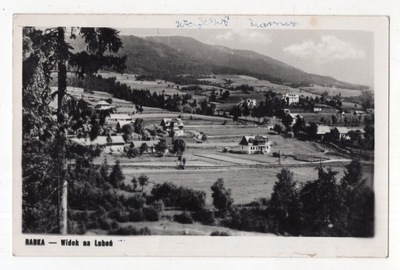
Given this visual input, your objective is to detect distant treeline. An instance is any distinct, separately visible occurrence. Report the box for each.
[69,74,191,112]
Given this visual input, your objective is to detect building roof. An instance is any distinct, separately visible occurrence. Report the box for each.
[314,103,332,108]
[316,125,331,135]
[347,127,366,134]
[161,118,183,126]
[289,113,303,119]
[283,92,299,97]
[96,100,111,106]
[117,120,133,128]
[335,127,350,134]
[354,110,366,114]
[70,136,126,146]
[109,114,132,120]
[129,140,159,148]
[239,135,269,146]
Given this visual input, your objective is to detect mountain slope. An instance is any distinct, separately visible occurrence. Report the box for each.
[118,35,366,89]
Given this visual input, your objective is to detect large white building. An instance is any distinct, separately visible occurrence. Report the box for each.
[282,93,299,105]
[237,135,271,154]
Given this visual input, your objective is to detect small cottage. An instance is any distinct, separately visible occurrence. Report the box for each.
[160,118,184,136]
[107,114,133,124]
[316,125,331,140]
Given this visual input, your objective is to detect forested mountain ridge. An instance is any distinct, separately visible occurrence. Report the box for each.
[117,35,367,90]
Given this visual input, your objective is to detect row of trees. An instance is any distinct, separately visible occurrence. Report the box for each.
[71,74,193,112]
[22,26,127,233]
[211,160,374,237]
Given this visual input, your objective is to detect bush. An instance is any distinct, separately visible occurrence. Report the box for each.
[86,219,100,230]
[72,221,87,235]
[108,226,152,235]
[128,209,144,222]
[126,194,146,209]
[211,179,233,212]
[110,220,120,230]
[116,212,129,223]
[285,132,294,139]
[151,182,178,206]
[174,212,194,224]
[71,210,90,222]
[108,209,122,220]
[210,231,231,236]
[99,217,111,230]
[126,148,140,158]
[192,209,215,225]
[151,182,206,212]
[272,152,281,158]
[223,207,271,233]
[143,206,160,221]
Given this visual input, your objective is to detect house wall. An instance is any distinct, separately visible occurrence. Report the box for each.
[238,144,271,154]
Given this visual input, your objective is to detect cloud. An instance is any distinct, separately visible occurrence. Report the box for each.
[283,35,365,63]
[216,30,271,44]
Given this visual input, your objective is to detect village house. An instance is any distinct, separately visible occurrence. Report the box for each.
[265,116,280,130]
[330,127,350,140]
[127,140,160,154]
[237,135,271,154]
[329,127,365,141]
[245,98,257,109]
[116,120,134,132]
[70,135,126,153]
[106,114,133,124]
[237,98,257,109]
[160,118,184,136]
[94,100,113,111]
[315,125,331,140]
[282,93,299,105]
[289,113,303,126]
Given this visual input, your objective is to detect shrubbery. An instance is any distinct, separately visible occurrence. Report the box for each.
[173,212,193,224]
[126,194,146,209]
[210,231,231,236]
[192,209,215,225]
[151,182,206,211]
[143,206,161,221]
[108,226,152,235]
[223,207,272,233]
[128,209,145,222]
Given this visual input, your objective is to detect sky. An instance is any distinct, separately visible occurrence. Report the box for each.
[117,28,374,87]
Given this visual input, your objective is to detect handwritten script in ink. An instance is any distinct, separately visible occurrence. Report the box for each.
[176,16,230,29]
[249,19,298,28]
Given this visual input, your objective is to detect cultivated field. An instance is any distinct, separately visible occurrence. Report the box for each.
[299,85,365,97]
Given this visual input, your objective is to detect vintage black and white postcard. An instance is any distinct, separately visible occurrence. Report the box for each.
[13,14,389,257]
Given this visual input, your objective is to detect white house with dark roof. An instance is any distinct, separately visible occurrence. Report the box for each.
[160,118,184,136]
[282,93,299,105]
[237,135,271,154]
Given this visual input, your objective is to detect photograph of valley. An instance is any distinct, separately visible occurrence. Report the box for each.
[22,26,375,237]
